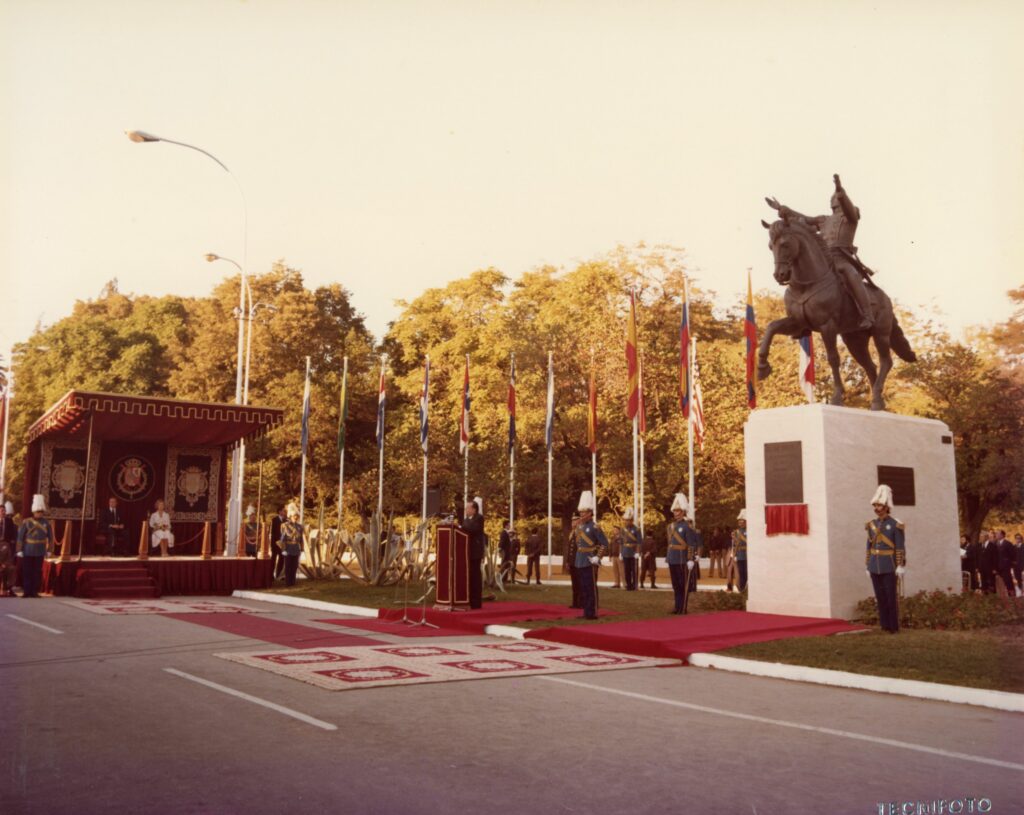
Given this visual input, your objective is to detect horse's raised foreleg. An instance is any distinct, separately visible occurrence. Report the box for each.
[820,323,844,406]
[870,332,893,411]
[758,317,802,380]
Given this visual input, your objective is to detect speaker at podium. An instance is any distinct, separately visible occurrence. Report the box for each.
[434,523,470,610]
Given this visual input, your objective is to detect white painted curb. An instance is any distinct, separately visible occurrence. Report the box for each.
[687,653,1024,713]
[231,590,377,618]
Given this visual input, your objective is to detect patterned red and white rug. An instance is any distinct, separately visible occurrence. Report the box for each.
[216,639,678,691]
[61,598,271,615]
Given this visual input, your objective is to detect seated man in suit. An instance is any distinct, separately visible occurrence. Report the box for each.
[100,497,128,557]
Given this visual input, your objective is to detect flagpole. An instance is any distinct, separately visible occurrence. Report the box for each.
[590,347,597,521]
[337,356,348,529]
[377,354,386,522]
[463,354,470,507]
[0,367,10,504]
[509,353,515,532]
[546,351,553,580]
[638,351,646,537]
[299,355,311,528]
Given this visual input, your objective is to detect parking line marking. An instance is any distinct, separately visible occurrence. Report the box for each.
[163,668,337,731]
[538,675,1024,772]
[6,614,63,634]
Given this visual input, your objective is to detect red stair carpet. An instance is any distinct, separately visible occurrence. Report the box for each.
[525,611,865,662]
[75,561,160,599]
[376,601,619,634]
[161,612,388,649]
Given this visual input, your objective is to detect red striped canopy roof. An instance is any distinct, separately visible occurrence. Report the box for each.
[27,391,283,448]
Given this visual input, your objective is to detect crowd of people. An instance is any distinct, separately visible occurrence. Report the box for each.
[960,529,1024,597]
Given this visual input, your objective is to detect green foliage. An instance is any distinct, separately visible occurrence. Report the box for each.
[853,590,1024,630]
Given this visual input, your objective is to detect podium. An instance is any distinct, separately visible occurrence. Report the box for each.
[434,524,470,610]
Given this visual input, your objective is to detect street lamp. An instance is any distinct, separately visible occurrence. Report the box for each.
[127,129,248,553]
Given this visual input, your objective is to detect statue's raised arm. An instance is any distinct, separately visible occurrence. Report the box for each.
[832,174,859,224]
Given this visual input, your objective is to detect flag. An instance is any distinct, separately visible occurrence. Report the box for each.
[459,355,470,454]
[798,334,816,404]
[692,337,706,452]
[336,362,349,453]
[638,353,647,437]
[507,355,516,454]
[679,281,691,418]
[419,357,430,453]
[375,362,387,450]
[625,289,639,419]
[745,271,758,409]
[587,363,598,455]
[545,353,554,455]
[300,362,312,458]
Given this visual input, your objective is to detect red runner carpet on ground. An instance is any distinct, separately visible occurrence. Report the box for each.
[525,611,865,661]
[161,612,388,649]
[376,601,619,634]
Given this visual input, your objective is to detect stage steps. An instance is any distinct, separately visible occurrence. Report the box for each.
[74,562,161,599]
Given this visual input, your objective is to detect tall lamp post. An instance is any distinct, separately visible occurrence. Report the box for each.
[127,130,248,552]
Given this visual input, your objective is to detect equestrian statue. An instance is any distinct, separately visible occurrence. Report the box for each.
[758,173,916,411]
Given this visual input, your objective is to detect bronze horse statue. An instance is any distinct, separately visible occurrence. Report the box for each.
[757,215,916,411]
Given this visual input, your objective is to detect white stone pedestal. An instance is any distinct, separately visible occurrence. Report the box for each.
[744,404,961,620]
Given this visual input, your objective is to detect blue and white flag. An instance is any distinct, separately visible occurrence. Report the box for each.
[798,334,815,404]
[419,357,430,454]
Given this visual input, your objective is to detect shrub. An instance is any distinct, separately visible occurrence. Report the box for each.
[695,590,746,612]
[853,589,1024,630]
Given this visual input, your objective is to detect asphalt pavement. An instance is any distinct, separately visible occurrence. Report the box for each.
[1,597,1021,814]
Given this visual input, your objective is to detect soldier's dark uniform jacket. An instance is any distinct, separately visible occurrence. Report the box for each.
[733,528,747,562]
[620,524,640,559]
[665,520,698,565]
[574,520,608,568]
[18,518,55,556]
[865,516,905,574]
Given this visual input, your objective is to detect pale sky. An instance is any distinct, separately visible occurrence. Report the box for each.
[3,0,1022,361]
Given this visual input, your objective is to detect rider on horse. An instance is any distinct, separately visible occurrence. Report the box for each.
[767,173,874,330]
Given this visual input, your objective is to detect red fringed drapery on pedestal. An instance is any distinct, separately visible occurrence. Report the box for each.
[765,504,809,536]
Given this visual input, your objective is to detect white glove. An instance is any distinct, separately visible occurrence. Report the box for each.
[896,566,906,577]
[16,552,23,558]
[959,548,966,557]
[686,560,694,569]
[865,569,871,578]
[589,556,599,566]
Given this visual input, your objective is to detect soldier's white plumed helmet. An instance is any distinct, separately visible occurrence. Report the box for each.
[286,502,299,518]
[473,496,484,515]
[245,505,255,517]
[871,484,893,508]
[737,509,747,521]
[31,494,46,512]
[623,507,634,520]
[577,491,595,513]
[671,493,689,513]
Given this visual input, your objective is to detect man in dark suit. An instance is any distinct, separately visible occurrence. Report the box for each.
[960,535,979,592]
[460,499,485,609]
[99,497,128,557]
[270,507,287,579]
[978,530,999,594]
[996,530,1019,597]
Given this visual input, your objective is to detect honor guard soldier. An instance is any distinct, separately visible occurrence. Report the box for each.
[243,505,259,557]
[566,513,582,608]
[620,508,640,591]
[280,503,305,587]
[666,493,699,614]
[865,484,905,633]
[574,491,608,620]
[17,494,56,598]
[732,509,748,591]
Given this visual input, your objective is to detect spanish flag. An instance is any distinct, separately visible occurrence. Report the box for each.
[745,270,758,409]
[625,289,639,419]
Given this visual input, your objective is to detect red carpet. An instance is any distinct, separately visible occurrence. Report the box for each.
[525,611,865,661]
[161,613,388,649]
[316,618,476,638]
[376,601,619,634]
